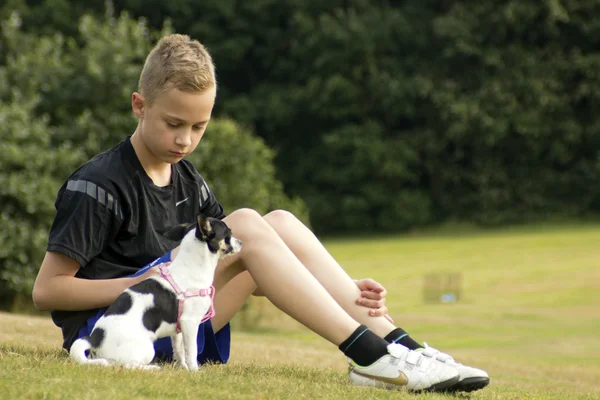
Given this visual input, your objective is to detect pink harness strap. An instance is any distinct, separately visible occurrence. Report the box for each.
[158,262,215,333]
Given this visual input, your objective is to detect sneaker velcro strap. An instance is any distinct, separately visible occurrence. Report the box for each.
[405,351,422,366]
[424,343,454,363]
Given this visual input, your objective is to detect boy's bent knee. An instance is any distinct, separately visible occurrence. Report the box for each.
[225,208,263,225]
[263,209,297,226]
[224,208,273,237]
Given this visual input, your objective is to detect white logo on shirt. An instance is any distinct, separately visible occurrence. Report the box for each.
[176,197,189,207]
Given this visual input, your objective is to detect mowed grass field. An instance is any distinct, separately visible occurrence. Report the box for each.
[1,223,599,399]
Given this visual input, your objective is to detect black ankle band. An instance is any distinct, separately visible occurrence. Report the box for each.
[339,325,389,367]
[384,327,423,350]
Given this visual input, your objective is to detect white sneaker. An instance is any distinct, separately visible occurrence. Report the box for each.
[348,343,460,392]
[420,343,490,392]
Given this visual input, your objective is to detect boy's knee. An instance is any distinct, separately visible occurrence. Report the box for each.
[263,209,297,227]
[227,208,263,224]
[224,208,273,238]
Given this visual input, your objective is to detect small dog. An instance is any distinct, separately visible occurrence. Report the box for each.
[70,213,242,370]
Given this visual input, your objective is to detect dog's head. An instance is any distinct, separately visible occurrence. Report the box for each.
[194,214,242,257]
[164,213,242,258]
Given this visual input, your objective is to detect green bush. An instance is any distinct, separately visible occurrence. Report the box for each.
[0,92,84,298]
[187,118,308,220]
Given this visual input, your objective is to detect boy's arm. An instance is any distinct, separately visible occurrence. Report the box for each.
[36,177,142,311]
[32,251,158,312]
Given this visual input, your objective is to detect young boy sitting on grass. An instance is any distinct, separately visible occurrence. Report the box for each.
[32,33,489,393]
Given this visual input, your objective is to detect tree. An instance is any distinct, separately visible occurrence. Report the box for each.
[3,0,600,233]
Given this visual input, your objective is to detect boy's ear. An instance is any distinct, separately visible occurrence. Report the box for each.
[196,213,212,241]
[163,222,196,242]
[132,92,145,118]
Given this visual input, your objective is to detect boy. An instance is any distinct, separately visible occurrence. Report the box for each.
[32,34,489,392]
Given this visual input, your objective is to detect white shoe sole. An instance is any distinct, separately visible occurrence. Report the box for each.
[349,369,460,392]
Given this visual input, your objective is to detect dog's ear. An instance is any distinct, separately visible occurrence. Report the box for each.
[196,213,212,241]
[163,222,196,242]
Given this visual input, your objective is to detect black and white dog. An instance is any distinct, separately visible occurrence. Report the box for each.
[70,213,242,370]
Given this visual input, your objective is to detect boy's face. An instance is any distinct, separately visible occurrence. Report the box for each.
[132,86,216,164]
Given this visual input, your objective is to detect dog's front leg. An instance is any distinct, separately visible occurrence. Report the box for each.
[171,332,188,369]
[180,319,200,371]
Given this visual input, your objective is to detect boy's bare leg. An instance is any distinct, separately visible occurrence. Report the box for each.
[173,208,361,345]
[262,210,397,339]
[210,271,256,333]
[208,211,487,391]
[173,209,396,338]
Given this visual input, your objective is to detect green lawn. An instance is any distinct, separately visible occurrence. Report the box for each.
[1,223,599,399]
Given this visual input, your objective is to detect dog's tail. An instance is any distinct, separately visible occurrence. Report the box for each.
[69,337,109,366]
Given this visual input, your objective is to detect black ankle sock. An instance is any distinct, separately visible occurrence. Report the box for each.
[339,325,389,367]
[384,328,423,350]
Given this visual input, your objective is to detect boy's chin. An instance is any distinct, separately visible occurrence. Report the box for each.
[163,153,186,163]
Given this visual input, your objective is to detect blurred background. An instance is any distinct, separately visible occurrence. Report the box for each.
[1,0,599,313]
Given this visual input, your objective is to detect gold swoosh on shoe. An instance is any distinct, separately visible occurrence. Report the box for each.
[352,369,409,386]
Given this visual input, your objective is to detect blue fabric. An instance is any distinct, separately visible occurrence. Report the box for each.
[76,251,231,364]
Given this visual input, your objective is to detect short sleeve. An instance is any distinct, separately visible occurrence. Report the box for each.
[198,180,226,219]
[47,179,123,267]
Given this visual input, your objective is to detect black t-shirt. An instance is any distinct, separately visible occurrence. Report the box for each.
[47,137,225,350]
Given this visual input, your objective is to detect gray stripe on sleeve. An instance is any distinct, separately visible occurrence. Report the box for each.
[67,180,87,193]
[97,187,106,205]
[86,182,97,199]
[65,179,122,219]
[200,185,208,203]
[107,193,114,210]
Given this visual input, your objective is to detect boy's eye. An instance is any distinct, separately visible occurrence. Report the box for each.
[168,122,179,128]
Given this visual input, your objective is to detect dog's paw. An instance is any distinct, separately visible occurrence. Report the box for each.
[121,363,161,370]
[84,358,110,367]
[175,361,189,370]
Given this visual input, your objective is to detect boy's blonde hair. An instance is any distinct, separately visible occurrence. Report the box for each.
[139,34,216,104]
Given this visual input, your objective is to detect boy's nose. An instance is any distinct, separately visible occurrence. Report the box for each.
[175,130,192,147]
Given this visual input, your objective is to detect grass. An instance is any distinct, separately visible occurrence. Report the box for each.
[1,222,599,399]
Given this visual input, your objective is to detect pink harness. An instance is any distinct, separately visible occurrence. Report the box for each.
[158,262,215,333]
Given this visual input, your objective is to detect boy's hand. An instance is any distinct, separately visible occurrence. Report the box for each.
[133,265,161,285]
[354,278,394,324]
